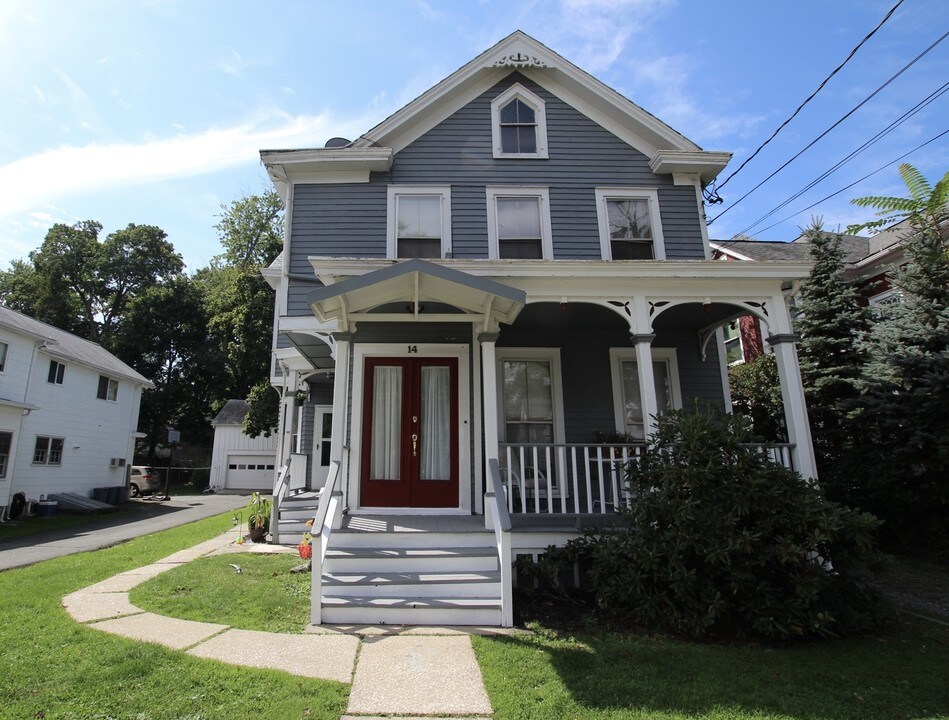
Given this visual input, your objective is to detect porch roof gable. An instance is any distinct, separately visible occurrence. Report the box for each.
[307,258,526,329]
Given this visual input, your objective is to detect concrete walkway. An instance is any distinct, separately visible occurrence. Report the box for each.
[63,527,498,719]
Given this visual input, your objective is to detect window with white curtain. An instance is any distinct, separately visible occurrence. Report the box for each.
[370,365,402,480]
[420,365,451,480]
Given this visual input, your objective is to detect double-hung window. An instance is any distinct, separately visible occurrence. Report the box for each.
[0,341,7,372]
[595,188,665,260]
[33,436,64,465]
[609,348,681,441]
[386,186,451,259]
[486,187,553,259]
[491,84,548,159]
[47,359,65,385]
[97,375,119,401]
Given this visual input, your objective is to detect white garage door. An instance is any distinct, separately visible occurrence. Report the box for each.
[225,455,275,490]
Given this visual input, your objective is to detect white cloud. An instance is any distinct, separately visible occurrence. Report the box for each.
[0,110,348,219]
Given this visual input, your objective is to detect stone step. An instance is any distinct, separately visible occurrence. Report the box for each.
[323,570,502,597]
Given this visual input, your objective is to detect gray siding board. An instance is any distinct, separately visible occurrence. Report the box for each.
[284,72,707,316]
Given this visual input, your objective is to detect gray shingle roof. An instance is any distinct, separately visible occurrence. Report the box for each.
[212,399,249,426]
[713,233,872,265]
[0,305,152,386]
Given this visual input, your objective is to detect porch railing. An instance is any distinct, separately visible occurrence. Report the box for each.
[311,459,343,625]
[499,441,795,515]
[484,458,513,627]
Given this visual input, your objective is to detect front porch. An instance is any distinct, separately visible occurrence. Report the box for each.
[270,258,816,626]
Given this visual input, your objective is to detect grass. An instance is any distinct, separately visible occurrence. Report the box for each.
[472,620,949,719]
[0,512,348,720]
[131,554,312,633]
[131,553,949,720]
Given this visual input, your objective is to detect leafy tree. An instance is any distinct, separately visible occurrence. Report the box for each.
[113,277,220,460]
[243,378,280,438]
[0,221,183,348]
[197,190,283,427]
[794,222,872,496]
[727,353,785,441]
[849,162,949,237]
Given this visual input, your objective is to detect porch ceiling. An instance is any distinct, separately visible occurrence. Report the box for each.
[307,258,526,330]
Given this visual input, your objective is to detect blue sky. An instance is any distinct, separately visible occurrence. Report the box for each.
[1,0,946,271]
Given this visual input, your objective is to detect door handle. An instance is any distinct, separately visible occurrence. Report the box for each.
[412,434,418,457]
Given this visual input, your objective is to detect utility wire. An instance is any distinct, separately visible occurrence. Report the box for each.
[733,81,949,237]
[745,129,949,237]
[708,29,948,226]
[710,0,905,197]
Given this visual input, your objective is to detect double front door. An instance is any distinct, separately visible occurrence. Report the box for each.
[360,357,459,507]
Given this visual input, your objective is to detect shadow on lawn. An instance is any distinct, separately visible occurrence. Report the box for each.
[482,618,949,720]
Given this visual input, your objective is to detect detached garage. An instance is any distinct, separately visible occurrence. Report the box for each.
[210,400,278,492]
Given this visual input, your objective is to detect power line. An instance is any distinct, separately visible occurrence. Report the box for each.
[708,0,905,199]
[708,29,948,226]
[745,129,949,237]
[733,81,949,237]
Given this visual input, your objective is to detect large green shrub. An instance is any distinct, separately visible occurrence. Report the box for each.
[571,409,883,641]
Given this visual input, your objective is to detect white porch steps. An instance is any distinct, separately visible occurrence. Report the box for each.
[320,516,503,626]
[276,491,322,543]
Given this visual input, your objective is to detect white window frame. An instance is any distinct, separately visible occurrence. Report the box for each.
[47,359,65,385]
[491,83,548,159]
[0,431,11,478]
[97,375,119,401]
[495,348,566,445]
[608,348,682,439]
[595,187,666,260]
[486,186,554,260]
[386,185,452,260]
[33,435,64,466]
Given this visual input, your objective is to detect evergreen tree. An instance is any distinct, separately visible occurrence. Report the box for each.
[794,221,871,496]
[849,165,949,552]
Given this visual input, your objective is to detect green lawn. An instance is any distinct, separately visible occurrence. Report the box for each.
[0,513,348,720]
[133,552,949,720]
[5,517,948,720]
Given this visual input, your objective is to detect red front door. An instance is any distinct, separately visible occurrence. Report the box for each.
[360,357,459,508]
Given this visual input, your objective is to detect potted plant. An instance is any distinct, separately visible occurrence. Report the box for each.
[245,492,272,543]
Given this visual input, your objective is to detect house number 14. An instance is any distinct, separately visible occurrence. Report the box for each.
[407,345,418,353]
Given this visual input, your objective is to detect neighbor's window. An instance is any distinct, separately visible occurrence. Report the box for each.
[0,432,11,477]
[0,341,8,372]
[33,436,64,465]
[47,359,65,385]
[491,83,548,159]
[595,188,665,260]
[386,186,451,259]
[486,187,553,259]
[97,375,119,401]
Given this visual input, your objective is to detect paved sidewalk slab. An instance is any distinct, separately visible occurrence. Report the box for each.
[157,536,232,563]
[80,563,184,593]
[188,628,358,683]
[91,612,227,650]
[63,591,143,623]
[347,635,492,716]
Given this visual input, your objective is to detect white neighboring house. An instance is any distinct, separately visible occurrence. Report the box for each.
[209,399,278,492]
[0,305,153,516]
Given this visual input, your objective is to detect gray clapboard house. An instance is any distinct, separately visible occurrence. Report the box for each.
[261,31,817,627]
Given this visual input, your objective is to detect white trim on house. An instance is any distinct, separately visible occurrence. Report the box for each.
[386,185,453,259]
[485,186,554,260]
[491,83,549,159]
[594,187,666,260]
[349,343,472,514]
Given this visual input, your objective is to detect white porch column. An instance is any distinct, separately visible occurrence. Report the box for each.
[632,333,660,439]
[767,297,818,481]
[480,332,500,529]
[479,333,500,462]
[275,368,299,474]
[331,332,352,521]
